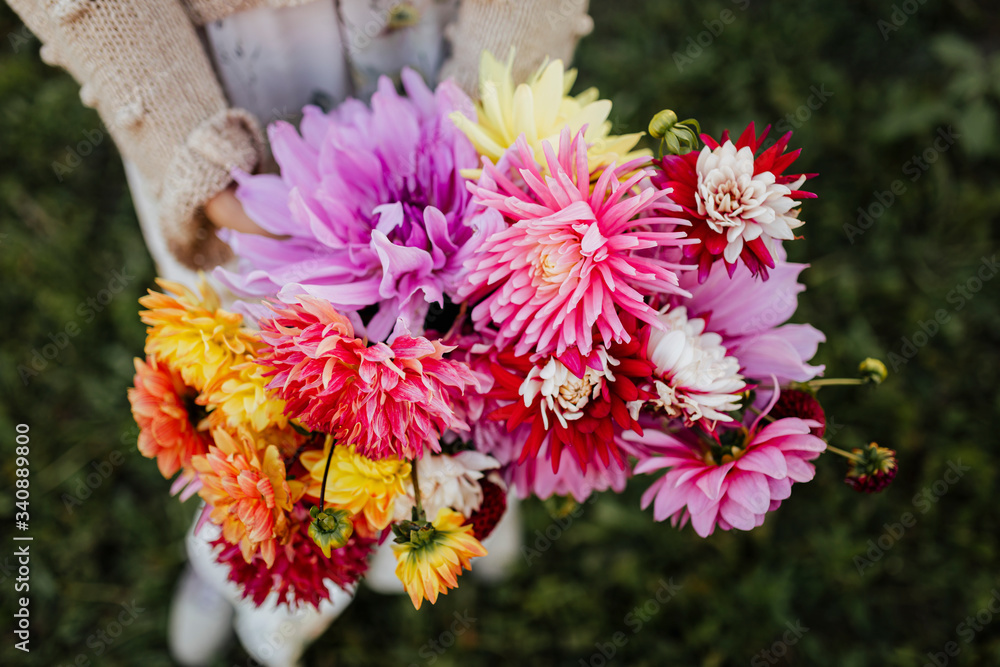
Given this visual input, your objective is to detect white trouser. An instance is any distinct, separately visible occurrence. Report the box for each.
[184,518,354,666]
[182,494,521,665]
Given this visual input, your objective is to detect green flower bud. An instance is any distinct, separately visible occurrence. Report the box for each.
[858,358,888,385]
[308,506,354,558]
[648,110,701,156]
[387,4,421,30]
[648,110,679,139]
[391,518,435,546]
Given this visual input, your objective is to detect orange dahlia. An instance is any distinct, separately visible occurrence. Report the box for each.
[139,277,257,391]
[128,355,211,480]
[192,428,304,567]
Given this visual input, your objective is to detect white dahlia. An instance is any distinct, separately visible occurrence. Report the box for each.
[695,141,806,265]
[646,306,745,424]
[393,451,500,521]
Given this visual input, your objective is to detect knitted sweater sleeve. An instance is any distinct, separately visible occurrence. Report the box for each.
[6,0,264,269]
[440,0,594,99]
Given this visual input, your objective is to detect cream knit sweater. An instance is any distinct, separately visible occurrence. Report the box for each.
[8,0,592,269]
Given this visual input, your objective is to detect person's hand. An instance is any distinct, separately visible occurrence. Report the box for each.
[204,185,275,236]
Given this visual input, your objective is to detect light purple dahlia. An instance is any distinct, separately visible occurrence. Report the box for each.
[214,69,504,341]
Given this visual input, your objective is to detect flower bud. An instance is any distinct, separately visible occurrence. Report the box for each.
[858,358,888,385]
[648,110,701,155]
[308,506,354,557]
[648,110,679,138]
[845,442,898,493]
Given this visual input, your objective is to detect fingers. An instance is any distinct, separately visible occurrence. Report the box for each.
[204,186,280,237]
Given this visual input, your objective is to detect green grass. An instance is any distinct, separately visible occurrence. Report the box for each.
[1,1,999,665]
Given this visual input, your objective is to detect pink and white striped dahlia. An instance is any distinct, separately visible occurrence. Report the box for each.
[646,306,746,426]
[654,123,815,282]
[257,297,476,460]
[632,417,826,537]
[461,128,695,357]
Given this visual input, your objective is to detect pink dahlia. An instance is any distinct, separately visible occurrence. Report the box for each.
[633,417,826,537]
[671,243,825,384]
[258,297,477,460]
[488,314,653,474]
[654,123,815,281]
[213,507,374,609]
[469,417,628,503]
[461,128,695,357]
[214,69,504,340]
[509,437,630,502]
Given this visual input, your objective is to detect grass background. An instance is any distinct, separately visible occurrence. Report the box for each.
[1,0,999,665]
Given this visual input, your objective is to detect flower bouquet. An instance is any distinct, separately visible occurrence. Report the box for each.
[129,52,896,611]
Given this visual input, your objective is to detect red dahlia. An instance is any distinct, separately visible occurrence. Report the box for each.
[212,506,374,609]
[653,123,816,282]
[488,315,654,474]
[769,389,826,437]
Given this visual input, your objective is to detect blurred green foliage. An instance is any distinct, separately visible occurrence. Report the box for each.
[1,1,999,665]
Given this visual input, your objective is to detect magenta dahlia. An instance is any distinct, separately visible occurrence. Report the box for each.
[257,297,477,460]
[461,128,695,357]
[214,69,504,340]
[654,123,816,281]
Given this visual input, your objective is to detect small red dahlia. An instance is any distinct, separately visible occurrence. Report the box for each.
[467,477,508,541]
[769,389,826,437]
[845,443,898,494]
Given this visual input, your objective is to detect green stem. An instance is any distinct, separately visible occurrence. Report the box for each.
[318,435,335,511]
[410,458,425,522]
[748,405,776,423]
[826,444,862,462]
[808,378,865,389]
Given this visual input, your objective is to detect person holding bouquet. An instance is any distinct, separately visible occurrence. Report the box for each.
[6,1,594,664]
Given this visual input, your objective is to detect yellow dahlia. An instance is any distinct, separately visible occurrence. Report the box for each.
[450,50,647,177]
[139,277,257,391]
[392,507,488,609]
[192,427,304,567]
[300,443,411,537]
[201,356,289,434]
